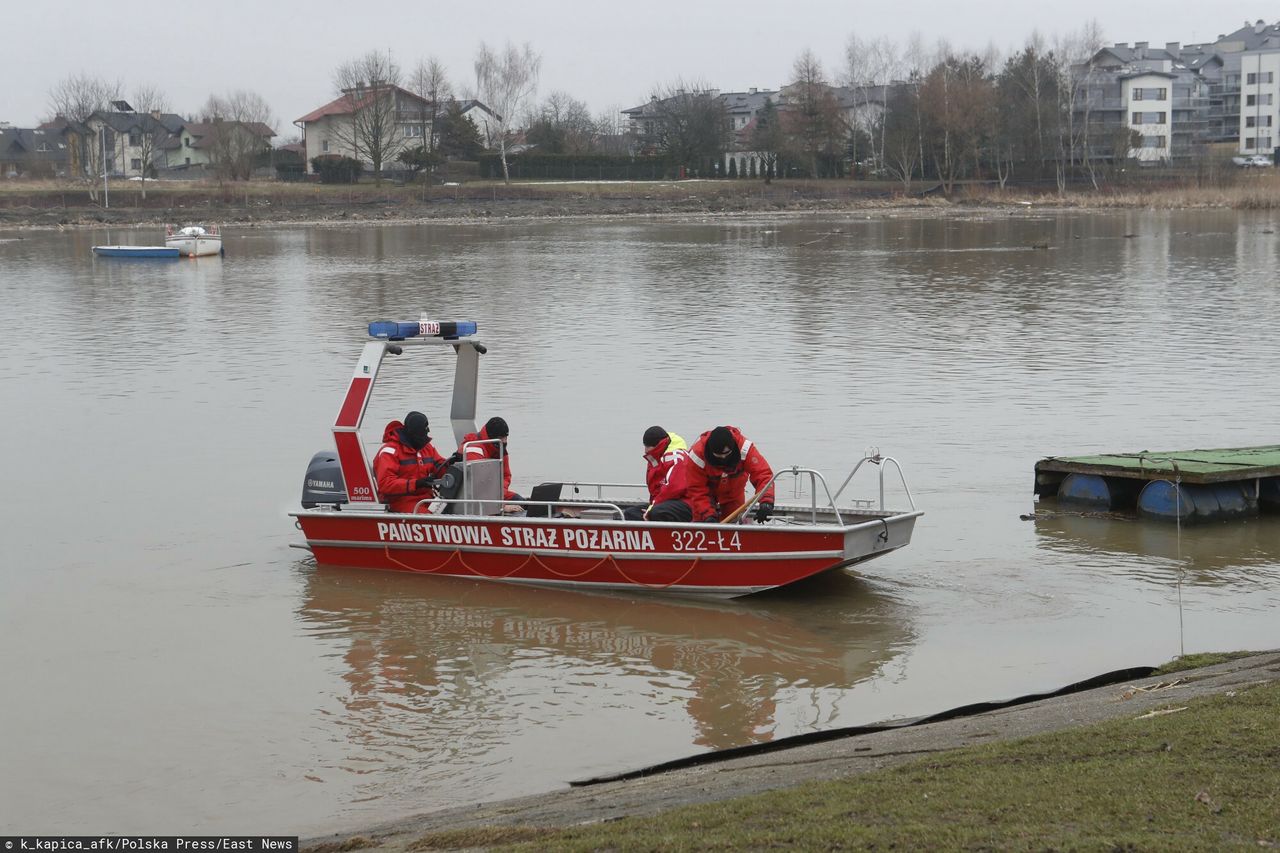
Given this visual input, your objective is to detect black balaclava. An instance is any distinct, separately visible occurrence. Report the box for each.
[642,425,669,449]
[402,411,430,450]
[484,416,509,438]
[704,426,740,468]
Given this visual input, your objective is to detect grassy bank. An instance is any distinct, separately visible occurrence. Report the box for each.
[391,654,1278,851]
[3,174,1280,230]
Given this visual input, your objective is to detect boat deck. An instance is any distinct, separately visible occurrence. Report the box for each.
[1036,445,1280,485]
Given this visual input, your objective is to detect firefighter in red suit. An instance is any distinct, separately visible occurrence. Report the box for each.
[459,416,522,501]
[678,425,776,522]
[624,425,690,521]
[373,411,460,513]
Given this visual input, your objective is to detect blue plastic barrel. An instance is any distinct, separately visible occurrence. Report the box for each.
[1138,481,1257,522]
[1057,474,1139,510]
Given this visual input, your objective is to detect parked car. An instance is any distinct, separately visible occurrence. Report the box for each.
[1233,154,1274,167]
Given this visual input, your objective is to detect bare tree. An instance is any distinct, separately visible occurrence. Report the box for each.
[593,105,629,154]
[882,77,922,190]
[1056,20,1106,189]
[905,33,931,179]
[842,34,877,170]
[526,90,596,153]
[47,72,121,196]
[130,84,170,199]
[473,41,542,184]
[749,97,785,182]
[202,90,276,182]
[646,79,729,177]
[785,49,846,177]
[920,52,994,194]
[409,57,451,154]
[333,51,404,185]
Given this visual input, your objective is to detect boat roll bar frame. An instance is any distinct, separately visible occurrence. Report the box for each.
[331,335,485,508]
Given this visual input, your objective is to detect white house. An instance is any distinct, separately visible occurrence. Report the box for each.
[171,121,277,170]
[84,102,186,176]
[295,87,497,173]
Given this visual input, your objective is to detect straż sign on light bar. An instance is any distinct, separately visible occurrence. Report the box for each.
[367,320,478,340]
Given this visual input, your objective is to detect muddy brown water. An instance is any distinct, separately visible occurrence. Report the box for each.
[2,210,1279,834]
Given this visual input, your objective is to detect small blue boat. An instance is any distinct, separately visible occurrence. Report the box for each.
[92,245,181,258]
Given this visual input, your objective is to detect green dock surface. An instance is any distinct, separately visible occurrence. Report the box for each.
[1036,445,1280,484]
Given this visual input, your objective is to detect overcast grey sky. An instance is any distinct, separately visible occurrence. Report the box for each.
[5,1,1270,135]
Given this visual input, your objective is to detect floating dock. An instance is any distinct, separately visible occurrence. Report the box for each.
[1034,446,1280,522]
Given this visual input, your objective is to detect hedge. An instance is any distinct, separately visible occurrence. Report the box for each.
[478,153,674,181]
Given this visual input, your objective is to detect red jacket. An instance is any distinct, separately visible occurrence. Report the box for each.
[644,432,689,503]
[373,420,449,513]
[460,425,516,499]
[662,426,774,522]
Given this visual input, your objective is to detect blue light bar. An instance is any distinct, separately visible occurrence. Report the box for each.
[368,320,478,340]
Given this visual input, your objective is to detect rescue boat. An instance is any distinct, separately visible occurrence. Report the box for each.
[291,318,922,598]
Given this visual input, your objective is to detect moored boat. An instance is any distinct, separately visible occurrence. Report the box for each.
[291,318,922,599]
[91,245,180,258]
[165,224,223,257]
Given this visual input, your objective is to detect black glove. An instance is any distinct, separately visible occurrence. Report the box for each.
[415,476,434,491]
[445,451,463,466]
[754,502,774,523]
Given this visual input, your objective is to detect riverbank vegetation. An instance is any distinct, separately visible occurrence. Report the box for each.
[392,657,1279,851]
[3,171,1280,230]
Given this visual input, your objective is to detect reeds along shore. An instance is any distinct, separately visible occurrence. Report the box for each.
[2,173,1280,229]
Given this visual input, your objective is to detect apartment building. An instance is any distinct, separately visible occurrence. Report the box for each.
[1077,19,1280,162]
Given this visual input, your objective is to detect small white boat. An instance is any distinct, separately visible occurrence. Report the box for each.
[165,224,223,257]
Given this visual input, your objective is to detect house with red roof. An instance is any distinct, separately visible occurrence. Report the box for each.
[295,84,497,174]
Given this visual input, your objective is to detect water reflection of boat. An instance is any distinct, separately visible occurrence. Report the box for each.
[1033,511,1280,581]
[296,563,912,752]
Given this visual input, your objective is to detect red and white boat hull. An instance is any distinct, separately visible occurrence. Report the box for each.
[293,510,922,598]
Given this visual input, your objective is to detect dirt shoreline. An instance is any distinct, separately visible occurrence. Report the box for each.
[0,195,980,232]
[300,651,1279,851]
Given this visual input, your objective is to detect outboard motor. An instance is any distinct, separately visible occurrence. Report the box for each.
[301,451,348,509]
[436,463,464,514]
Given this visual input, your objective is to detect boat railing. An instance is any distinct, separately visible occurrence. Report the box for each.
[730,453,915,527]
[459,438,507,514]
[832,452,916,512]
[734,467,845,526]
[414,497,628,519]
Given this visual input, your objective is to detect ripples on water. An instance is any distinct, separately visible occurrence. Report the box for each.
[2,211,1278,833]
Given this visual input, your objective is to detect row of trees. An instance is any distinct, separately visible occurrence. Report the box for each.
[47,24,1131,191]
[635,24,1151,190]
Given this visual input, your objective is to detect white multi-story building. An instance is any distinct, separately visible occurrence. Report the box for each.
[1123,72,1176,162]
[1238,48,1280,154]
